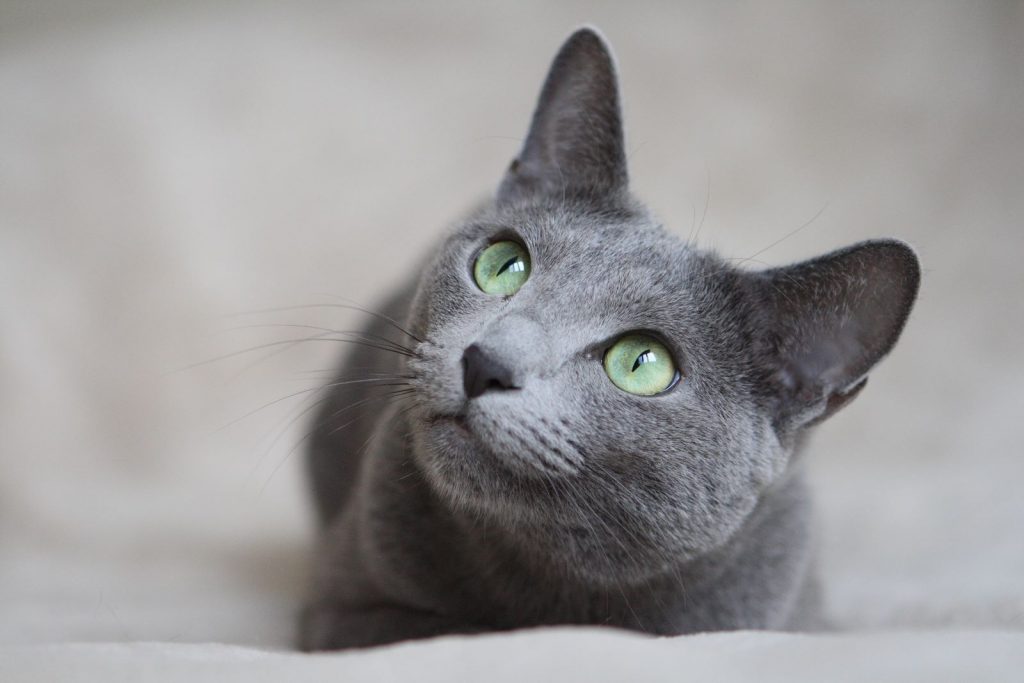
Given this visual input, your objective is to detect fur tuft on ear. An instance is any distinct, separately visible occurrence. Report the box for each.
[755,239,921,430]
[497,27,628,205]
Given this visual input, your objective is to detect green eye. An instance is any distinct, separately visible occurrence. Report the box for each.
[603,334,679,396]
[473,240,531,296]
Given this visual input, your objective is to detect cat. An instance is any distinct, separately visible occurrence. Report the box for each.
[299,27,920,651]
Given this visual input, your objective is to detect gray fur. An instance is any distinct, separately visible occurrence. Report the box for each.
[300,28,920,651]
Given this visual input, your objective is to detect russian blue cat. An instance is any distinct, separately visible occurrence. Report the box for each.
[300,28,920,650]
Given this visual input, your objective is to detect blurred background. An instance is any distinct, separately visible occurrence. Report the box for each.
[1,0,1021,648]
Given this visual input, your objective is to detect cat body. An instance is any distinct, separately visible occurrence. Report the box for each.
[300,29,918,651]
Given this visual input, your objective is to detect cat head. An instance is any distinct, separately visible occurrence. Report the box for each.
[405,28,919,584]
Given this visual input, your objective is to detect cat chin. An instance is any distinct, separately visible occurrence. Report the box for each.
[411,414,579,521]
[423,417,552,480]
[413,415,742,572]
[422,407,578,476]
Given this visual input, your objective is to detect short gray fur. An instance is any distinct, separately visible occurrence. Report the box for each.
[300,28,920,651]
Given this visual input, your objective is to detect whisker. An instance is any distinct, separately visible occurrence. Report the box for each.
[259,391,416,494]
[222,328,409,381]
[322,389,417,437]
[318,294,425,344]
[322,393,415,441]
[248,382,414,488]
[220,329,342,380]
[292,366,415,379]
[227,323,418,357]
[689,171,712,246]
[221,375,411,430]
[732,202,830,268]
[230,300,423,344]
[245,392,331,487]
[177,335,418,373]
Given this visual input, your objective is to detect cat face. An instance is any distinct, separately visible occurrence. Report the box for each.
[404,29,919,584]
[407,203,785,582]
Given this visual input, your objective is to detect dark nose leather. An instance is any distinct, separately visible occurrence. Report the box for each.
[462,344,518,399]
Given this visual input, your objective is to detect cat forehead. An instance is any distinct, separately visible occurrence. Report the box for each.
[461,206,707,291]
[449,206,729,335]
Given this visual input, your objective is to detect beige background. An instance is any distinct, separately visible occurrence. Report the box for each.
[1,1,1022,648]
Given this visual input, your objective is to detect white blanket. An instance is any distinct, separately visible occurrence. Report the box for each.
[1,2,1022,679]
[3,630,1024,682]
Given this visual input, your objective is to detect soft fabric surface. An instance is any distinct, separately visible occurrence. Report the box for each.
[3,630,1024,683]
[1,1,1022,679]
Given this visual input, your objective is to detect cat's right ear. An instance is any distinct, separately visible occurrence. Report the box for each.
[496,28,628,205]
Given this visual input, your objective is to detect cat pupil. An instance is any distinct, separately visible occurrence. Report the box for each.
[631,349,654,372]
[496,256,524,276]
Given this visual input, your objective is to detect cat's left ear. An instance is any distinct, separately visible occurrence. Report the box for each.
[497,27,628,205]
[755,239,921,431]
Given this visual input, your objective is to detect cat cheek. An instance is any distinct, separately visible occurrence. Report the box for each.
[408,354,465,416]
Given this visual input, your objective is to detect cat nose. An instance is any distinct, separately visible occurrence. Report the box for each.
[462,344,519,399]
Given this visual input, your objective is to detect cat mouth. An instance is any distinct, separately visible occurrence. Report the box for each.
[424,412,471,434]
[422,409,580,478]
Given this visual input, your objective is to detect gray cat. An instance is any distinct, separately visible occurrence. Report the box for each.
[300,28,920,651]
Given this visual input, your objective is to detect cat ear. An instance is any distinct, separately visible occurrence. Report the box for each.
[756,240,921,430]
[497,27,628,204]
